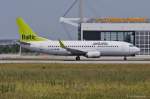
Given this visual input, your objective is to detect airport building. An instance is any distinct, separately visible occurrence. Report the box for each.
[80,18,150,55]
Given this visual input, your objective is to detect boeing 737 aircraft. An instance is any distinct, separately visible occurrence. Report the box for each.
[16,17,140,60]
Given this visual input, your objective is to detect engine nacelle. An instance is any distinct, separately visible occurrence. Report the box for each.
[86,51,101,58]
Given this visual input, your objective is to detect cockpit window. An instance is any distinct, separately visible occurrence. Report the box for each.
[129,45,134,47]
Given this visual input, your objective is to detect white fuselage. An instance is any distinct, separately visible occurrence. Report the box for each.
[21,40,140,57]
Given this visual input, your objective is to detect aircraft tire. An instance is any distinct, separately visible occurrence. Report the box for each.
[76,56,80,61]
[124,56,127,61]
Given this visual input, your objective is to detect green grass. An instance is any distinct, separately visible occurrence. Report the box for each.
[0,63,150,99]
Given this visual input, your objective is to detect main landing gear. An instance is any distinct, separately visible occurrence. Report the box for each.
[124,56,127,61]
[76,56,80,61]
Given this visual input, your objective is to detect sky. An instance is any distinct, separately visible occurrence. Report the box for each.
[0,0,150,40]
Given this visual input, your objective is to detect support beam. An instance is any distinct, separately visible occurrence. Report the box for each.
[78,0,84,40]
[79,0,83,23]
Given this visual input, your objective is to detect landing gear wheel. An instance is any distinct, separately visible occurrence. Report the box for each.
[76,56,80,61]
[124,56,127,61]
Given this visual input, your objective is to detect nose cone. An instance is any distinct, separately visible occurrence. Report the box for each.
[134,47,140,54]
[137,47,140,52]
[130,47,140,55]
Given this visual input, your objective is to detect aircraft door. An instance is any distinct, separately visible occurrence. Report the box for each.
[121,44,130,55]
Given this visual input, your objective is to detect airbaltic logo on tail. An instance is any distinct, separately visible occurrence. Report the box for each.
[22,34,36,40]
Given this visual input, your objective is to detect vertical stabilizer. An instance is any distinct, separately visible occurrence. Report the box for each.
[16,17,48,42]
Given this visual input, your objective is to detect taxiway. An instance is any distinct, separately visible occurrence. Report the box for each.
[0,54,150,64]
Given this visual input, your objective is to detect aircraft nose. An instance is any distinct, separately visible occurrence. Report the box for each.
[134,47,140,53]
[137,47,140,52]
[130,47,140,55]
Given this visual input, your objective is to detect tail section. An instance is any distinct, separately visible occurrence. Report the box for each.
[16,17,48,42]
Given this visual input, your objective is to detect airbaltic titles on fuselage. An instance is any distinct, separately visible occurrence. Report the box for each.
[93,42,108,46]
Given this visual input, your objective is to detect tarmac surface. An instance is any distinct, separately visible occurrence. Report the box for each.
[1,60,150,64]
[0,54,150,64]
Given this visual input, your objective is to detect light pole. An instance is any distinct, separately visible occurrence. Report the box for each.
[78,0,83,40]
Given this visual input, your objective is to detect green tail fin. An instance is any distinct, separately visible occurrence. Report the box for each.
[16,17,48,42]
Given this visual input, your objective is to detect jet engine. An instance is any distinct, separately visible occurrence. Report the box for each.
[86,51,101,58]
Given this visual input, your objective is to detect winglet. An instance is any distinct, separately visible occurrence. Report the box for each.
[59,40,66,48]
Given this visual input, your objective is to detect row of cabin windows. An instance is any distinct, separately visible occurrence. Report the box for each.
[48,46,119,48]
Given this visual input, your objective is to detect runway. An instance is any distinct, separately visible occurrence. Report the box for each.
[1,60,150,64]
[0,54,150,64]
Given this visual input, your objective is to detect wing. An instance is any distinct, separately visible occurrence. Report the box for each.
[59,40,86,55]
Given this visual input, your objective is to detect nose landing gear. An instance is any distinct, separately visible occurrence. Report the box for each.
[76,56,80,61]
[124,56,127,61]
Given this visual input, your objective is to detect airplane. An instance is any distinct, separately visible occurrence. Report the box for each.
[16,17,140,61]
